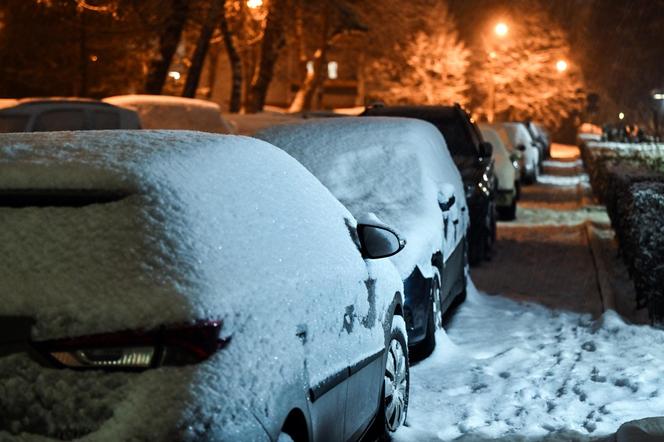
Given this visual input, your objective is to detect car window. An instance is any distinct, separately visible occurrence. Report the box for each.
[33,110,86,131]
[435,119,477,157]
[0,115,29,133]
[92,110,121,129]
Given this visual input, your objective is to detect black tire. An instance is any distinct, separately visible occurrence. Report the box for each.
[371,319,410,440]
[468,225,485,266]
[497,200,517,221]
[411,271,440,360]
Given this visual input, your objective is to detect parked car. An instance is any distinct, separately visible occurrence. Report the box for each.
[104,95,234,133]
[257,117,469,358]
[0,131,409,441]
[479,124,520,220]
[0,98,140,132]
[523,120,549,161]
[493,122,540,184]
[361,104,496,266]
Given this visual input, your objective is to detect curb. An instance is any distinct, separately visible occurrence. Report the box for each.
[584,221,616,312]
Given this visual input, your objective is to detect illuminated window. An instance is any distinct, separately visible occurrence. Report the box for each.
[327,61,338,79]
[306,61,314,75]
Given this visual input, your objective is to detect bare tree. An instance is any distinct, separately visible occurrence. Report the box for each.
[182,0,224,97]
[244,0,288,113]
[145,0,190,94]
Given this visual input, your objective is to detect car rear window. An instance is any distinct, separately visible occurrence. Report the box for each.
[33,110,86,131]
[92,110,121,129]
[0,115,29,133]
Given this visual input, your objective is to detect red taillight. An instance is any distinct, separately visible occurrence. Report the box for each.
[31,321,229,370]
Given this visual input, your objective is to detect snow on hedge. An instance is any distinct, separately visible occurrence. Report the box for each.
[256,117,469,279]
[0,130,402,439]
[104,95,233,133]
[395,282,664,441]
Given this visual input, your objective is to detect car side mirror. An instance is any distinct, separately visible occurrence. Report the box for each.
[479,141,493,158]
[357,223,406,259]
[438,194,455,212]
[517,144,526,152]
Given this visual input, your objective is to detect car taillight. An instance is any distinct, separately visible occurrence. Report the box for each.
[31,321,229,370]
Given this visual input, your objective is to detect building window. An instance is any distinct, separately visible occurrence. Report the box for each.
[327,61,338,79]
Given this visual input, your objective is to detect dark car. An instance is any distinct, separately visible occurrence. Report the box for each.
[362,104,497,265]
[0,98,140,133]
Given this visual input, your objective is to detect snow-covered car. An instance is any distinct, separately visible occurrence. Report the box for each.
[104,94,234,134]
[479,124,519,220]
[361,104,497,266]
[256,117,469,358]
[494,122,540,184]
[0,131,409,441]
[0,98,140,132]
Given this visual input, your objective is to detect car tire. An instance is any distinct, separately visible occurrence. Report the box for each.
[484,202,496,261]
[497,199,517,221]
[468,225,485,266]
[412,269,440,359]
[373,319,410,439]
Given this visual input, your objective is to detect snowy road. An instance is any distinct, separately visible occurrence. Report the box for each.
[394,145,664,441]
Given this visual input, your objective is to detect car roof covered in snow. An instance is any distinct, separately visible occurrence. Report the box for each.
[0,130,402,342]
[256,117,468,278]
[104,95,234,134]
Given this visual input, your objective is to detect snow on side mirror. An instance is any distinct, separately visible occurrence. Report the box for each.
[357,224,405,259]
[438,183,457,212]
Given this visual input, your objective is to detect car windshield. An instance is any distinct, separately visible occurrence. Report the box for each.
[0,115,28,133]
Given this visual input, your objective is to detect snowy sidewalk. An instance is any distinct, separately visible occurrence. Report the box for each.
[394,145,664,441]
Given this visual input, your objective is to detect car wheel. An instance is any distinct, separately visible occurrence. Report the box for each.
[497,199,517,221]
[484,202,496,261]
[379,321,410,437]
[468,225,485,266]
[413,269,440,359]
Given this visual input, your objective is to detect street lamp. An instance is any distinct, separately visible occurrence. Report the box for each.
[495,22,509,37]
[247,0,263,8]
[654,93,664,100]
[556,59,568,73]
[618,112,625,120]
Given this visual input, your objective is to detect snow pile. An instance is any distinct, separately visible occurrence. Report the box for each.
[256,117,469,279]
[395,281,664,441]
[0,130,402,439]
[104,95,233,133]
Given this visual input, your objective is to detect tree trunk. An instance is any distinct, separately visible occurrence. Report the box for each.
[245,0,288,113]
[204,41,221,100]
[145,0,190,95]
[182,0,224,98]
[220,0,242,112]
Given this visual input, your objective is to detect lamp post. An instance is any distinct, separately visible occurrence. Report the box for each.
[556,59,568,73]
[653,90,664,140]
[487,22,508,123]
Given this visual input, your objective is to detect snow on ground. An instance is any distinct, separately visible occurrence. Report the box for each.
[395,281,664,442]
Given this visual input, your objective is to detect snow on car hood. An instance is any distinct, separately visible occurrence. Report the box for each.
[256,117,468,279]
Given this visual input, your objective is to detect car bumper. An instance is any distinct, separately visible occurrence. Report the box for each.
[0,353,269,441]
[496,188,516,207]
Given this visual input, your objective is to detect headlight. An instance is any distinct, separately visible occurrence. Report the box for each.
[32,321,229,370]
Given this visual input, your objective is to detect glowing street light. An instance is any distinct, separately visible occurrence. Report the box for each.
[247,0,263,8]
[618,112,625,120]
[654,93,664,100]
[494,22,509,37]
[556,59,568,73]
[168,71,181,81]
